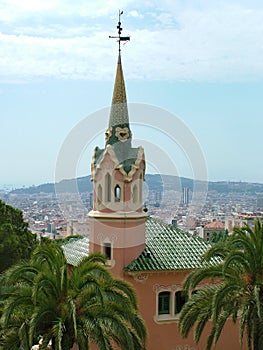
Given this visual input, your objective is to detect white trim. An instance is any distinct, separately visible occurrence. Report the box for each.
[155,286,191,323]
[100,237,115,268]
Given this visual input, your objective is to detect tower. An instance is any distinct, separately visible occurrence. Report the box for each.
[88,12,146,277]
[182,187,190,206]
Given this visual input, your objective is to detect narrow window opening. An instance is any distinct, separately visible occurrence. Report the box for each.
[114,185,121,202]
[158,291,170,315]
[133,185,138,203]
[97,185,102,205]
[175,291,188,314]
[103,243,112,260]
[139,173,143,204]
[106,173,111,202]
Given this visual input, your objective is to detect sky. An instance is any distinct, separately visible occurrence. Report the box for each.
[1,0,263,188]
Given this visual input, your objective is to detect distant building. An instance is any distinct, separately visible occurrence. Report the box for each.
[225,217,246,233]
[171,218,178,228]
[182,187,190,205]
[203,220,225,241]
[154,191,162,207]
[47,222,56,234]
[257,193,263,209]
[66,220,89,236]
[89,192,93,209]
[226,212,263,234]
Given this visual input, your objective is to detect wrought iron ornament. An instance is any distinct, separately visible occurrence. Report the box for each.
[109,10,130,52]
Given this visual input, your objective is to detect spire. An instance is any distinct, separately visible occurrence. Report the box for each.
[108,52,129,127]
[106,11,131,147]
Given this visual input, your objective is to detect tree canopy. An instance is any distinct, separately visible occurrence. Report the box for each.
[0,244,147,350]
[179,219,263,350]
[0,200,36,272]
[209,229,229,244]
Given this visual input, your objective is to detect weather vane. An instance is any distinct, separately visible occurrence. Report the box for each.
[109,10,130,52]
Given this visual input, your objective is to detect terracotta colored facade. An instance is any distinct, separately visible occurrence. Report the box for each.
[125,271,244,350]
[87,51,247,350]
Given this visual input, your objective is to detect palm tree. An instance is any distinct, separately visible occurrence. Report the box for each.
[0,260,37,350]
[179,219,263,350]
[0,244,146,350]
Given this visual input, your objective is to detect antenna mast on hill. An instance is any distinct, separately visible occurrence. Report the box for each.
[109,10,130,53]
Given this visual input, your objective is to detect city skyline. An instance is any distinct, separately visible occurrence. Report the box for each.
[1,0,263,188]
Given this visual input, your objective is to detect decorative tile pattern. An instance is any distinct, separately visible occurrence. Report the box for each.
[108,57,129,127]
[125,218,217,272]
[62,218,217,271]
[62,237,89,266]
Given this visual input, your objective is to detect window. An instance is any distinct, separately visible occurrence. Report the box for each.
[158,291,170,315]
[114,185,121,202]
[139,173,143,204]
[155,287,190,321]
[103,243,112,260]
[105,173,111,202]
[175,291,188,314]
[133,184,138,204]
[97,185,102,205]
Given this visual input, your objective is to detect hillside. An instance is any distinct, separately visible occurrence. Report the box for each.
[8,175,263,195]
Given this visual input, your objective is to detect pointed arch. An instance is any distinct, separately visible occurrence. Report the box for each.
[133,184,138,204]
[97,184,102,205]
[105,173,111,202]
[139,172,143,205]
[114,185,121,202]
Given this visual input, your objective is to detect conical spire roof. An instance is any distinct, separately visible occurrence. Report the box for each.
[109,53,129,125]
[105,52,132,147]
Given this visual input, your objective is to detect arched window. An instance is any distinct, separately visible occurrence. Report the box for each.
[133,184,138,204]
[175,291,188,314]
[105,173,111,202]
[139,172,143,204]
[158,291,170,315]
[103,242,112,260]
[97,184,102,205]
[114,185,121,202]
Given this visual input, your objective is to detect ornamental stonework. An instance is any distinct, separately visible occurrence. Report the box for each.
[115,126,130,142]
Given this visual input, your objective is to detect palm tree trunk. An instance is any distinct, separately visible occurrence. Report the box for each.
[253,318,260,350]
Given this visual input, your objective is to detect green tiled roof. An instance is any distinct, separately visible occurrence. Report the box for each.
[62,237,89,266]
[62,218,214,271]
[125,217,213,272]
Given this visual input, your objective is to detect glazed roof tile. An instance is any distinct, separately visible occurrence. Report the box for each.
[62,217,214,272]
[125,217,214,272]
[108,54,129,129]
[62,237,89,266]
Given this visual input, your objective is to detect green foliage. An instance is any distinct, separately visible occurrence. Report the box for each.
[210,229,229,244]
[0,200,37,272]
[179,219,263,350]
[0,244,147,350]
[38,235,83,247]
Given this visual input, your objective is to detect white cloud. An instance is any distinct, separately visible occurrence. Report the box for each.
[128,10,143,18]
[0,0,262,82]
[0,31,116,80]
[0,0,134,23]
